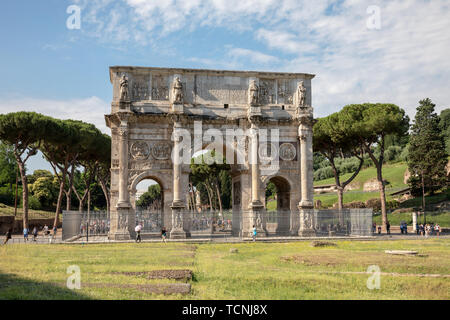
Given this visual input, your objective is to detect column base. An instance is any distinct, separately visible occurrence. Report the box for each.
[298,229,316,237]
[170,229,187,239]
[116,201,131,209]
[299,201,313,209]
[108,232,131,241]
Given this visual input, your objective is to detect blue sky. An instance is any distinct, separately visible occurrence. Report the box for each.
[1,0,449,182]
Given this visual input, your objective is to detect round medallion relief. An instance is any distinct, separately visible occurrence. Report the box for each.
[152,142,172,160]
[258,142,278,163]
[130,141,150,160]
[279,143,296,161]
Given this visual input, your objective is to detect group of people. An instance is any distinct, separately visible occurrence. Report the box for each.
[372,221,443,237]
[416,223,441,237]
[373,221,391,234]
[134,223,167,243]
[3,224,57,245]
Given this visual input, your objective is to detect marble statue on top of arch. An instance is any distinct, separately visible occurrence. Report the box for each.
[172,77,184,104]
[119,75,129,101]
[296,81,306,107]
[248,80,259,106]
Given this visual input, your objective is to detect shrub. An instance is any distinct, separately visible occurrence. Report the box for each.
[0,186,14,206]
[365,198,381,212]
[28,196,42,210]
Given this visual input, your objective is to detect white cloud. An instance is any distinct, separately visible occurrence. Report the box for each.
[73,0,450,119]
[0,97,110,134]
[227,47,279,65]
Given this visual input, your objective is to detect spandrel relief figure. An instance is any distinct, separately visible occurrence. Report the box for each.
[172,77,184,104]
[119,75,129,101]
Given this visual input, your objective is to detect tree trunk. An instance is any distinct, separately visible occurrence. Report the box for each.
[87,190,91,215]
[337,187,344,211]
[205,183,213,212]
[364,139,387,230]
[17,160,28,230]
[99,179,110,216]
[377,165,387,228]
[65,164,75,211]
[422,171,426,224]
[215,179,223,215]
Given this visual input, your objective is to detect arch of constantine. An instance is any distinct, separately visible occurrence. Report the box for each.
[105,66,316,240]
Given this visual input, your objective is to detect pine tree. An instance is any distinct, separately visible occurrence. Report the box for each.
[408,98,448,220]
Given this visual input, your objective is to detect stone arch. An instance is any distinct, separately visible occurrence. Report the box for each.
[263,175,293,235]
[129,171,173,233]
[130,171,166,194]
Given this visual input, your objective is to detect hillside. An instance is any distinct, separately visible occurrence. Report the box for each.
[314,162,408,191]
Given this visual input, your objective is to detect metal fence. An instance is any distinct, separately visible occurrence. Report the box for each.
[62,211,109,241]
[62,208,372,241]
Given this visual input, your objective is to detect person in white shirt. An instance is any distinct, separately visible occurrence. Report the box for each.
[434,224,441,237]
[135,224,142,243]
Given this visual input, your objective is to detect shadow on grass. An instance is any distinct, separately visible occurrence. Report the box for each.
[0,273,91,300]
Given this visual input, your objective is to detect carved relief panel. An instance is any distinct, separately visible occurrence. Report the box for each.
[131,75,150,101]
[152,142,171,160]
[277,79,294,105]
[130,141,150,160]
[258,79,275,104]
[151,75,169,101]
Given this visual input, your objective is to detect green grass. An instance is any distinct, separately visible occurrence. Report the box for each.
[314,191,396,208]
[373,211,450,227]
[314,162,408,190]
[1,240,449,300]
[0,203,57,219]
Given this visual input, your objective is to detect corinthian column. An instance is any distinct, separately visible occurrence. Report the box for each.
[299,121,313,208]
[298,118,315,237]
[170,119,187,239]
[109,112,133,241]
[250,123,262,207]
[117,117,130,208]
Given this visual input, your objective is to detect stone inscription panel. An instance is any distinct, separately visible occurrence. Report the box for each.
[195,75,248,105]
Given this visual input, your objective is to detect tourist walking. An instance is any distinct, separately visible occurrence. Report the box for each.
[32,226,38,242]
[3,228,12,245]
[43,224,49,237]
[425,224,431,238]
[434,224,441,237]
[161,227,167,243]
[419,224,424,236]
[386,221,390,235]
[23,227,29,242]
[252,225,257,242]
[135,223,142,243]
[372,223,377,233]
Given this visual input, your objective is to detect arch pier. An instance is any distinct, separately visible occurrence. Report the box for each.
[105,66,316,240]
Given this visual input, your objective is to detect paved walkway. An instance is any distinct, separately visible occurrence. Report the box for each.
[2,233,448,245]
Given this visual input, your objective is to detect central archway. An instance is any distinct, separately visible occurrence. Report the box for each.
[131,175,168,237]
[265,176,291,235]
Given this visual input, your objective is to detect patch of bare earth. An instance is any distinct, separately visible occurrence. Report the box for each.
[281,251,450,277]
[281,255,339,266]
[113,269,193,281]
[82,283,191,294]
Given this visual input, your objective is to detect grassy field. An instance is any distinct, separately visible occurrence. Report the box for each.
[372,211,450,227]
[0,203,58,219]
[1,239,449,300]
[313,162,408,190]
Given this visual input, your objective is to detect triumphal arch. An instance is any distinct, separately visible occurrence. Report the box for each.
[105,66,316,239]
